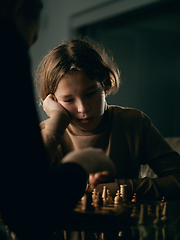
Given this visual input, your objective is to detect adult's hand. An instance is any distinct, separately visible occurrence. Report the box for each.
[61,147,116,188]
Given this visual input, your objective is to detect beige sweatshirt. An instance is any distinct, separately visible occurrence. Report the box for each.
[40,105,180,200]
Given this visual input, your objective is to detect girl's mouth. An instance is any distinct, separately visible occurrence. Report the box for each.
[79,118,93,124]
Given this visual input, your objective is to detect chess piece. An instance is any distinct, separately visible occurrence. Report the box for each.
[160,197,165,209]
[153,204,161,224]
[94,192,103,209]
[102,186,107,200]
[103,197,109,207]
[147,204,155,220]
[162,225,167,240]
[154,224,161,240]
[130,194,139,222]
[114,190,122,206]
[131,205,139,219]
[120,184,128,203]
[138,225,148,240]
[99,232,105,240]
[92,189,97,203]
[138,204,148,225]
[161,202,168,222]
[81,195,85,203]
[160,197,165,211]
[131,193,137,203]
[82,191,94,211]
[85,181,90,191]
[107,189,113,204]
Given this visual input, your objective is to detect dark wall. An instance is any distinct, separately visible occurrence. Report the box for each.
[77,1,180,137]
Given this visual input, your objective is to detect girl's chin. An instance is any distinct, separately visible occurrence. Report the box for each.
[71,114,104,131]
[72,119,99,132]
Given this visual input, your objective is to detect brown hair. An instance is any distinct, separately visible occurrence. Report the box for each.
[36,37,120,101]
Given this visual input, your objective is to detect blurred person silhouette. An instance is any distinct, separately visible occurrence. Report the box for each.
[0,1,115,240]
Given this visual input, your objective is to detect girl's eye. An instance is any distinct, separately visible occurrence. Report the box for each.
[86,91,97,97]
[64,99,74,103]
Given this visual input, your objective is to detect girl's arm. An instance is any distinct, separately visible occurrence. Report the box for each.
[124,152,180,201]
[94,150,180,201]
[94,152,180,201]
[40,94,71,163]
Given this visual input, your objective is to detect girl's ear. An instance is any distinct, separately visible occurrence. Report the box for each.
[104,85,111,96]
[102,77,111,96]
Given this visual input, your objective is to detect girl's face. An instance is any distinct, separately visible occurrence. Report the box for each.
[54,71,106,131]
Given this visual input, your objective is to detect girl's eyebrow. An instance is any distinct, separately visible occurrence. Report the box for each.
[58,94,73,99]
[85,84,98,92]
[57,84,98,99]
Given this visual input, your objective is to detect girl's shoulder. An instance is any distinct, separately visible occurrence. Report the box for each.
[108,105,147,119]
[107,105,152,128]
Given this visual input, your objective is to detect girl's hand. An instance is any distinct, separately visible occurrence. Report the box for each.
[43,94,68,118]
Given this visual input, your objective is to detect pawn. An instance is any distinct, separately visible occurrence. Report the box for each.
[131,193,137,203]
[99,232,105,240]
[154,224,162,240]
[162,225,167,240]
[161,202,168,222]
[92,189,97,203]
[114,190,122,206]
[131,205,139,219]
[94,192,103,209]
[120,184,128,203]
[160,196,165,216]
[147,204,155,219]
[81,195,85,203]
[107,189,113,204]
[85,182,90,191]
[138,204,148,225]
[153,204,161,225]
[103,197,109,207]
[82,191,94,212]
[160,197,165,211]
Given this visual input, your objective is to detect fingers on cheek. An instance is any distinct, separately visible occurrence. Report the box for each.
[53,95,58,102]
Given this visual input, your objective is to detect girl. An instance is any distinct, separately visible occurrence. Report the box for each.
[37,38,180,201]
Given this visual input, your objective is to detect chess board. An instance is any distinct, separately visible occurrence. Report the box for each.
[63,202,136,232]
[61,186,167,234]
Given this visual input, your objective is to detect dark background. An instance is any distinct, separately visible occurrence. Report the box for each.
[75,1,180,137]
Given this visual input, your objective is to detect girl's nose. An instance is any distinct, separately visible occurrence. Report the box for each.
[77,100,90,113]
